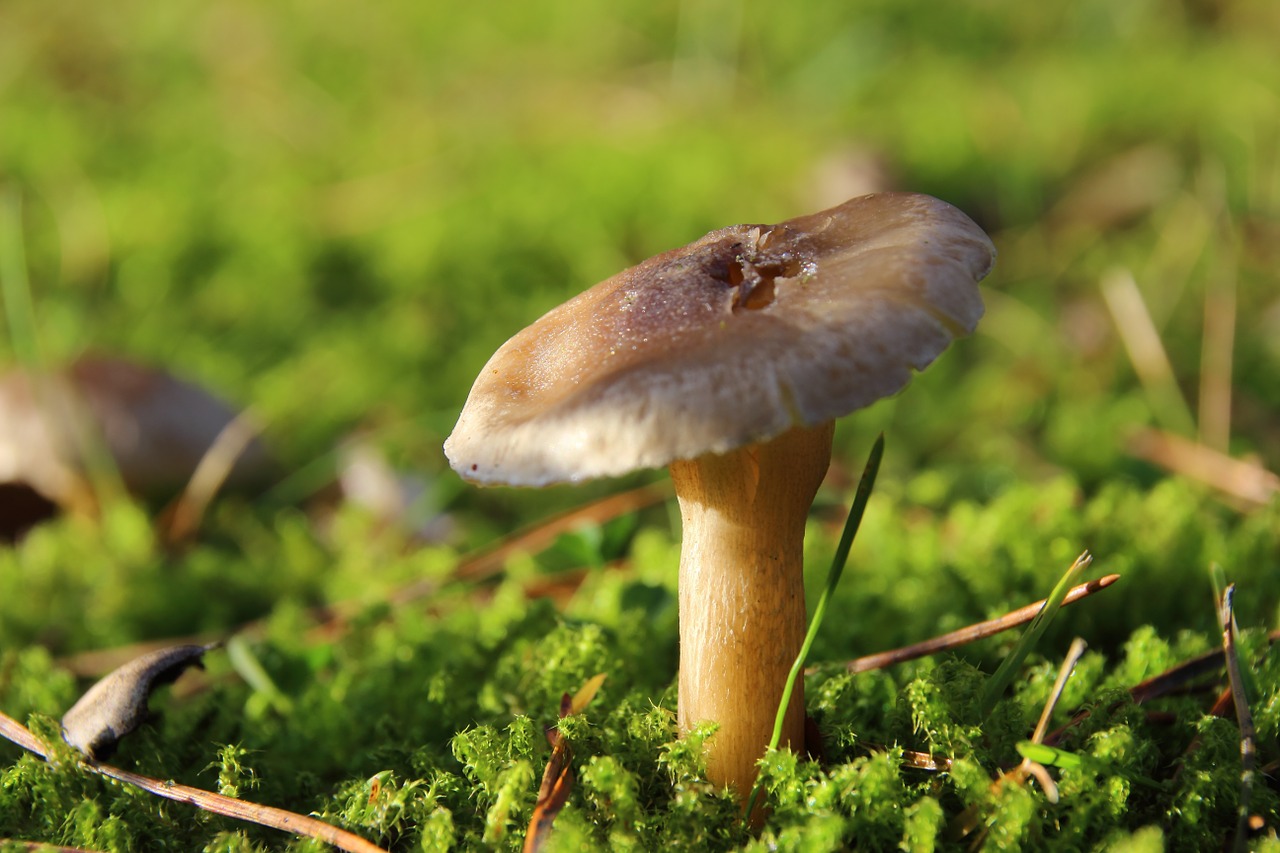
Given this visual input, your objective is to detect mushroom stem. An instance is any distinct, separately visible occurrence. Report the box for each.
[670,421,835,810]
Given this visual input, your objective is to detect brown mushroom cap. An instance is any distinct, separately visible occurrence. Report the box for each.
[445,192,995,486]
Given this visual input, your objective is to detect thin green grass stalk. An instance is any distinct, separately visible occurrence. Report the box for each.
[0,190,128,508]
[226,636,295,715]
[977,551,1092,718]
[0,189,42,365]
[744,433,884,823]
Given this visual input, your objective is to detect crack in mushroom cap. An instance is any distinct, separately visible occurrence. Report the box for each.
[445,192,995,486]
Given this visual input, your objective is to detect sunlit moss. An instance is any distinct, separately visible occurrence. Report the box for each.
[2,0,1279,848]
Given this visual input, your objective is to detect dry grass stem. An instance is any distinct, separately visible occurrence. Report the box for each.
[1031,637,1088,745]
[1129,429,1279,508]
[1198,266,1237,454]
[162,406,267,544]
[1101,268,1196,436]
[1007,637,1089,802]
[1217,585,1257,853]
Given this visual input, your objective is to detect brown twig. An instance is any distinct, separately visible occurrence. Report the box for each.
[1127,627,1280,705]
[896,746,953,772]
[0,710,388,853]
[811,575,1119,676]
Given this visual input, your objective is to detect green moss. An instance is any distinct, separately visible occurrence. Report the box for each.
[3,0,1280,848]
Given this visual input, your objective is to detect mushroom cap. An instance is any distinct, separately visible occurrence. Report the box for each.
[445,192,995,486]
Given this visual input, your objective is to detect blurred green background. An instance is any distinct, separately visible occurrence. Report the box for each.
[3,0,1279,643]
[4,0,1276,491]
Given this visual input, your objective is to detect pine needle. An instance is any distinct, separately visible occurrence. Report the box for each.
[0,710,388,853]
[814,574,1118,675]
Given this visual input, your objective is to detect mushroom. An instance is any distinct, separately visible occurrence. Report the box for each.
[0,357,274,538]
[444,192,995,806]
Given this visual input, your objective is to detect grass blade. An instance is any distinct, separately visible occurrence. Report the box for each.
[744,433,884,823]
[978,551,1092,718]
[1016,741,1168,792]
[0,189,42,366]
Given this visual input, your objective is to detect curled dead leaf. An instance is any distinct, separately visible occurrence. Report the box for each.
[61,642,219,760]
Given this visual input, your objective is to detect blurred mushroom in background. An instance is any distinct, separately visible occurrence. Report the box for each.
[0,356,274,540]
[304,434,455,547]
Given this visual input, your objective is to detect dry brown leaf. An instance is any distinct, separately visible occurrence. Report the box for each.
[523,673,607,853]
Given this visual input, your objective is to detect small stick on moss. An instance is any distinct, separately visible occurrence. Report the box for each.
[0,710,388,853]
[898,748,953,772]
[812,574,1118,676]
[1217,584,1257,853]
[1003,637,1089,803]
[1128,647,1242,705]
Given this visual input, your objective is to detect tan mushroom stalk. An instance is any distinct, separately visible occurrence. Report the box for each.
[669,420,833,795]
[444,192,995,806]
